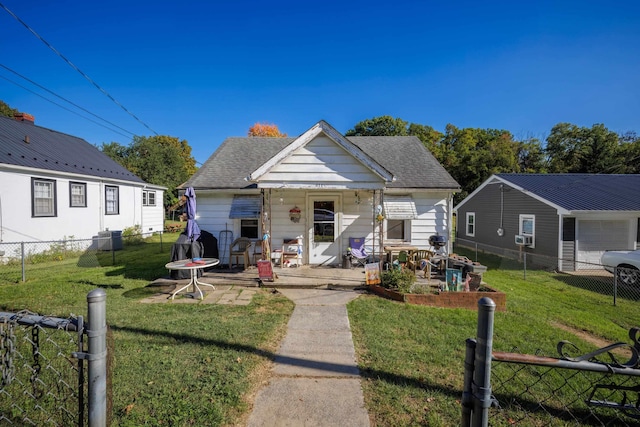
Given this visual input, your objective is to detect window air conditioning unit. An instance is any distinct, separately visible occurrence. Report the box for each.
[515,235,533,246]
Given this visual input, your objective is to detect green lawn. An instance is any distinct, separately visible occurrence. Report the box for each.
[1,238,638,426]
[0,233,294,426]
[348,249,640,426]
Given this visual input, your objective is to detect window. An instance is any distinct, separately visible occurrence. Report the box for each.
[32,178,56,217]
[105,185,119,215]
[519,214,535,247]
[387,219,406,241]
[241,219,259,239]
[313,201,335,243]
[70,182,87,207]
[143,190,156,206]
[466,212,475,237]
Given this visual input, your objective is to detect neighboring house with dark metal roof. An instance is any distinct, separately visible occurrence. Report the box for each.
[182,120,460,267]
[0,114,165,249]
[454,173,640,271]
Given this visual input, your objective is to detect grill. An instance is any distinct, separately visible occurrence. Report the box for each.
[429,234,447,249]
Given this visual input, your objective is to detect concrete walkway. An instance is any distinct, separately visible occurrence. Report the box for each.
[247,288,370,427]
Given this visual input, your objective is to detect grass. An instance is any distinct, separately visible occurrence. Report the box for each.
[348,248,640,426]
[0,232,294,426]
[2,240,639,425]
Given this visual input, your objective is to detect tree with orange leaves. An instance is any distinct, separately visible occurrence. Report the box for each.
[248,122,287,137]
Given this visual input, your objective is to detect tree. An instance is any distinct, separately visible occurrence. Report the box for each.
[346,116,409,136]
[546,123,622,173]
[516,138,547,173]
[100,136,197,209]
[248,122,287,137]
[0,100,19,118]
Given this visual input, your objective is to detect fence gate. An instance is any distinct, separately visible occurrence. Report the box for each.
[0,289,107,427]
[463,297,640,427]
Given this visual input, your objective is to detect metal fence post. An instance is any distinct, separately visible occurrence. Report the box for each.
[613,267,617,306]
[21,241,25,282]
[472,297,495,427]
[523,252,527,281]
[87,289,107,427]
[461,338,477,426]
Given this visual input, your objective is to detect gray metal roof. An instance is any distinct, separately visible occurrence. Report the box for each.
[185,134,460,191]
[496,173,640,211]
[0,116,145,183]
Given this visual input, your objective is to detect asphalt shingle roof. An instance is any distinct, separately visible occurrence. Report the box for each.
[0,116,144,183]
[496,173,640,211]
[185,135,460,190]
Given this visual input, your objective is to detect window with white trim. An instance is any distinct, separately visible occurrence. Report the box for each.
[519,214,535,247]
[32,178,56,217]
[466,212,475,237]
[105,185,119,215]
[70,182,87,207]
[143,190,156,206]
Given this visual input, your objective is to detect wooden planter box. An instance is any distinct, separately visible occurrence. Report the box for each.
[368,284,506,312]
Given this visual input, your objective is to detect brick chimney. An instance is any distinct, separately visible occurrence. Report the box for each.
[14,112,35,123]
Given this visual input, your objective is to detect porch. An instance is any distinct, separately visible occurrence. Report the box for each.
[155,264,442,291]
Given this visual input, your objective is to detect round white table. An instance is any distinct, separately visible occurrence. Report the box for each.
[165,258,219,300]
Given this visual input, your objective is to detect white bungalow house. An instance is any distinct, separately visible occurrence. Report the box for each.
[181,120,460,267]
[0,114,165,252]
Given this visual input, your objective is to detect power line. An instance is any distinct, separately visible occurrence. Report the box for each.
[0,1,158,136]
[0,63,137,137]
[0,74,133,139]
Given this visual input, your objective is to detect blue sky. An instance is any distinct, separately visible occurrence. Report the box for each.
[1,0,639,165]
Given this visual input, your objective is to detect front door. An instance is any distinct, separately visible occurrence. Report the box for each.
[308,197,340,265]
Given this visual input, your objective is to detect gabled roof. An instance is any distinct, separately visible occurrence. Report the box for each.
[458,173,640,212]
[184,121,460,191]
[0,115,145,183]
[248,120,394,183]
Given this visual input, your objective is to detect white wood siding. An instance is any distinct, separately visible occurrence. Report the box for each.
[259,136,383,189]
[0,169,163,243]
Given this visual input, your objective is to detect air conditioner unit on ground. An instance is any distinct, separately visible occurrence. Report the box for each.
[515,235,533,246]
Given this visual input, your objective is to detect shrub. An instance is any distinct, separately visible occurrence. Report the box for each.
[122,225,144,245]
[380,268,416,293]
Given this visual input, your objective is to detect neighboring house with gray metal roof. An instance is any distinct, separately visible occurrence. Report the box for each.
[0,114,165,249]
[182,120,460,267]
[454,173,640,271]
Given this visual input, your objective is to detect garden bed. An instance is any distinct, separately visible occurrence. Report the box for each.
[368,283,506,311]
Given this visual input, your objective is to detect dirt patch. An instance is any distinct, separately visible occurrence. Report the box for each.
[550,321,630,357]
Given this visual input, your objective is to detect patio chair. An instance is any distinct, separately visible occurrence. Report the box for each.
[348,237,369,268]
[229,237,251,269]
[397,250,409,270]
[414,249,438,279]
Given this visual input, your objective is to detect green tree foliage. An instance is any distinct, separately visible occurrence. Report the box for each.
[100,136,197,209]
[0,100,19,117]
[348,115,638,204]
[546,123,624,173]
[346,116,409,136]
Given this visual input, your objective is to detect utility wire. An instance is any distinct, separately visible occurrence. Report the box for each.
[0,74,133,139]
[0,63,137,137]
[0,1,158,136]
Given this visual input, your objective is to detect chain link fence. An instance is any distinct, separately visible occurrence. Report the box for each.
[463,299,640,426]
[0,311,85,426]
[453,238,640,304]
[0,232,166,284]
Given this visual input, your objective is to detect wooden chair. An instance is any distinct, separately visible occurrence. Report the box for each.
[413,249,435,278]
[229,237,251,269]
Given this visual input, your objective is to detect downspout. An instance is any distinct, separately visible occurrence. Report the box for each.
[99,181,104,231]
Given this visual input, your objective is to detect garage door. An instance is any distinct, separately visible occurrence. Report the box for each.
[577,220,629,268]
